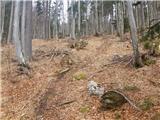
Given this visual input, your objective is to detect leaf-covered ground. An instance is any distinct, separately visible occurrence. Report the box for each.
[1,35,160,120]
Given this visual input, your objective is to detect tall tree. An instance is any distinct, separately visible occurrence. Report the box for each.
[13,0,32,64]
[116,1,124,41]
[24,1,32,60]
[126,1,143,67]
[78,0,81,38]
[71,0,76,39]
[13,0,25,64]
[0,1,2,42]
[140,1,145,36]
[0,1,5,43]
[95,0,99,34]
[7,0,14,43]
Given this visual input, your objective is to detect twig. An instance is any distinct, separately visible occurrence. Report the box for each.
[58,100,76,107]
[59,68,70,74]
[124,57,133,67]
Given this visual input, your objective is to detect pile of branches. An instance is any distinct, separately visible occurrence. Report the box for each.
[111,55,132,64]
[33,47,71,60]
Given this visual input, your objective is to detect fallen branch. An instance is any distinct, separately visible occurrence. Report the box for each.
[124,57,133,67]
[58,100,76,107]
[101,90,142,111]
[110,90,142,111]
[58,68,70,74]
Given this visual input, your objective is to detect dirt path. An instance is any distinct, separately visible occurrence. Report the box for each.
[2,35,160,120]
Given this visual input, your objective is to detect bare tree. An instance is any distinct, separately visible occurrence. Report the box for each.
[13,0,32,64]
[95,0,99,34]
[7,0,14,43]
[78,0,81,38]
[71,0,76,39]
[24,1,32,60]
[0,1,5,43]
[126,1,143,67]
[0,1,2,42]
[13,0,25,64]
[116,1,124,41]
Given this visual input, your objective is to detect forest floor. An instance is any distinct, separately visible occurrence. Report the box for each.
[1,34,160,120]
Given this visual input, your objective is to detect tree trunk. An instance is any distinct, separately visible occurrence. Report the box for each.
[126,1,143,67]
[13,0,32,64]
[45,1,49,39]
[117,2,124,41]
[0,1,5,43]
[7,0,14,43]
[140,2,145,36]
[71,0,76,39]
[78,0,81,39]
[55,0,58,40]
[0,1,2,42]
[21,0,26,53]
[24,1,32,60]
[13,0,25,64]
[48,0,51,39]
[42,1,45,39]
[95,0,99,34]
[101,0,104,33]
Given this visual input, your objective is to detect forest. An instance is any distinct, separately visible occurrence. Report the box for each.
[1,0,160,120]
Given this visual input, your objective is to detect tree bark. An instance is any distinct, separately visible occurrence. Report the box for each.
[55,0,58,40]
[0,1,5,43]
[78,0,81,39]
[7,1,14,43]
[25,1,32,60]
[13,0,32,64]
[13,0,25,64]
[117,2,124,41]
[140,2,145,35]
[71,0,76,39]
[126,1,143,67]
[95,0,99,34]
[0,1,2,42]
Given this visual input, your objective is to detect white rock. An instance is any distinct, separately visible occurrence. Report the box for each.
[87,80,104,96]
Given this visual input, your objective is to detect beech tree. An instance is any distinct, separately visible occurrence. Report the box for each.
[13,0,32,64]
[0,1,5,43]
[7,0,14,43]
[95,0,99,34]
[78,0,81,38]
[116,1,124,41]
[126,1,143,67]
